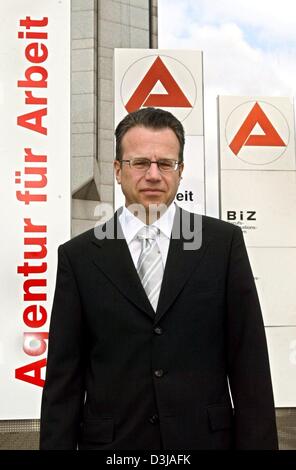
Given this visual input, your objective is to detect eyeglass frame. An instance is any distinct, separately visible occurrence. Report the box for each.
[120,157,182,173]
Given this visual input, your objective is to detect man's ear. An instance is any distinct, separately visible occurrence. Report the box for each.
[114,160,121,184]
[178,162,184,179]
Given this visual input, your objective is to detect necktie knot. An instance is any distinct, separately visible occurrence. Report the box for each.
[137,225,159,241]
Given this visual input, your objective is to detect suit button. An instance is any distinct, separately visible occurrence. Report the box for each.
[154,327,163,335]
[154,369,164,378]
[149,414,159,424]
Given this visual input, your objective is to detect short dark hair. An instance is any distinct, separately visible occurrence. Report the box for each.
[115,107,185,162]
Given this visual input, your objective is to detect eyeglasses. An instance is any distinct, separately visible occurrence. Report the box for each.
[121,158,181,173]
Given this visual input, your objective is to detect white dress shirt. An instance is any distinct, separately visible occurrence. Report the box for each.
[118,203,176,270]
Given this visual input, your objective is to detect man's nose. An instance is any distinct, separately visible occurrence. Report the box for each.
[145,162,162,180]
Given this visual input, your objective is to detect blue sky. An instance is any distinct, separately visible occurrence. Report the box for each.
[159,0,296,49]
[158,0,296,96]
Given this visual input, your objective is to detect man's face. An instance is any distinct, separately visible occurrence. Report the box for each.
[114,126,184,213]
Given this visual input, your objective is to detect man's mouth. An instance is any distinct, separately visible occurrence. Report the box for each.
[140,189,164,193]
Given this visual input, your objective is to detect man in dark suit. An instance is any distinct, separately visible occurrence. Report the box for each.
[40,107,278,450]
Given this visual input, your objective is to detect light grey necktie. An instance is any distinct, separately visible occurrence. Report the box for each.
[137,225,164,311]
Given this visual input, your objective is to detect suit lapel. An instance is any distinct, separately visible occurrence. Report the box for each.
[155,208,209,323]
[91,211,155,319]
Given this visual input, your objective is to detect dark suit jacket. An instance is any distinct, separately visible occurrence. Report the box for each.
[40,207,278,450]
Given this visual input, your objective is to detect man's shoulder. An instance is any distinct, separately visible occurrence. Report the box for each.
[60,227,97,254]
[202,213,238,234]
[59,212,118,253]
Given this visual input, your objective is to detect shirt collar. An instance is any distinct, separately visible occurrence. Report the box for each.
[119,203,176,244]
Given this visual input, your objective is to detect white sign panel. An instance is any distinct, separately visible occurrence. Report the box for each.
[219,95,296,405]
[0,0,70,418]
[114,49,205,214]
[220,171,296,247]
[266,327,296,407]
[219,96,296,171]
[115,49,204,135]
[248,248,296,326]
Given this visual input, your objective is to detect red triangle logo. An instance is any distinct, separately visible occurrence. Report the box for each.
[229,102,286,155]
[125,56,192,113]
